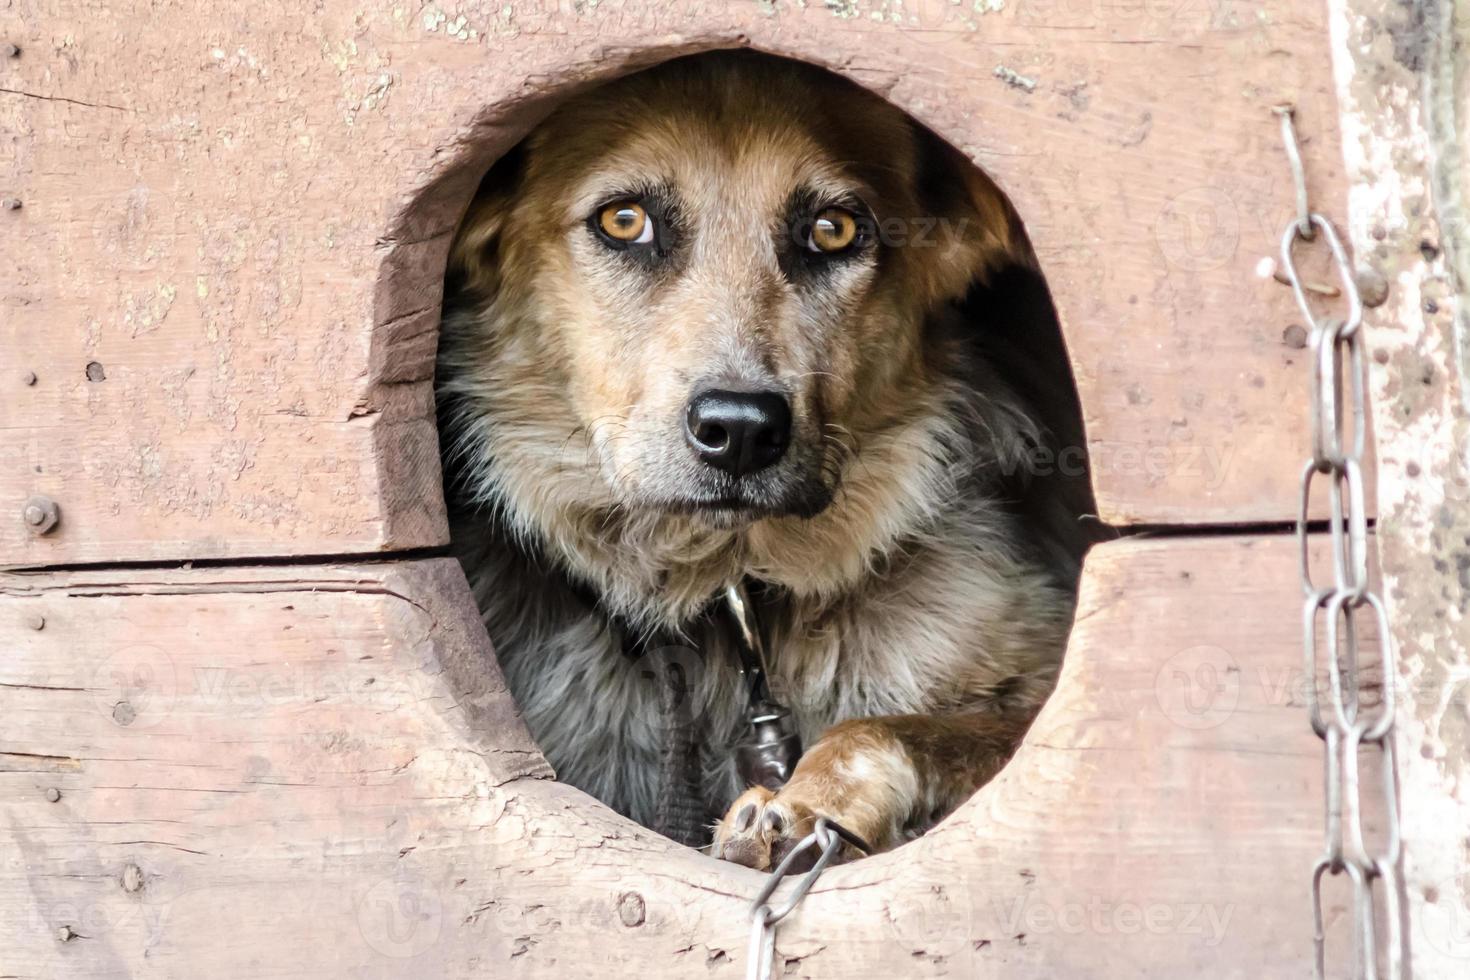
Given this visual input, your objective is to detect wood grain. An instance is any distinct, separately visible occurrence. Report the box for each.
[1,0,1365,567]
[0,537,1384,976]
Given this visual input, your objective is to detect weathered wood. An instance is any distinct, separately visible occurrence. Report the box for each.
[1326,0,1470,973]
[1,537,1383,976]
[2,0,1365,568]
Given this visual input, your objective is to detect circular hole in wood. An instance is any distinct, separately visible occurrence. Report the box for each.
[428,49,1100,863]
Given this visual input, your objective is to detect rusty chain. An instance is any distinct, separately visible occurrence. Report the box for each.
[1275,106,1402,980]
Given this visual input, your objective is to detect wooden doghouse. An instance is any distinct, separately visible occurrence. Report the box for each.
[3,1,1466,976]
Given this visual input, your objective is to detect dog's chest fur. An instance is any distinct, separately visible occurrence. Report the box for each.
[454,497,1069,830]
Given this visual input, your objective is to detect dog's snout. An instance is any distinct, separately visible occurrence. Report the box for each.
[684,389,792,478]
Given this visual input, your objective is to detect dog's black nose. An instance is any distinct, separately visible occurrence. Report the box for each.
[684,389,792,478]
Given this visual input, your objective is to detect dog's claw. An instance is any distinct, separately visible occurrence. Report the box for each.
[712,785,863,872]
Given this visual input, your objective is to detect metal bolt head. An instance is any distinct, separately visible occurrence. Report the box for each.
[1356,268,1390,308]
[2,43,18,58]
[23,371,37,386]
[27,613,45,630]
[56,925,75,943]
[44,787,61,803]
[1,197,21,211]
[22,495,59,535]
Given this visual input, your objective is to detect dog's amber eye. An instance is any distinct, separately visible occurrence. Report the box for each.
[807,208,859,253]
[597,202,654,245]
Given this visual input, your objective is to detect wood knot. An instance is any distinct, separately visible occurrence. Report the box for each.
[616,891,646,928]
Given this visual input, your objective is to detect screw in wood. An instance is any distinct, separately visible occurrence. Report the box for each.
[55,925,76,943]
[1,43,18,58]
[1,198,20,210]
[27,613,45,630]
[23,371,37,385]
[45,787,61,803]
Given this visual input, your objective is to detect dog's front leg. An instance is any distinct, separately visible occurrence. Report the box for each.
[712,712,1027,870]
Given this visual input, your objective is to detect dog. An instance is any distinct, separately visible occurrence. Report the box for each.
[437,51,1093,870]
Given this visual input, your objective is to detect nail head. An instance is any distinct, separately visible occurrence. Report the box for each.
[616,891,646,928]
[1356,268,1390,308]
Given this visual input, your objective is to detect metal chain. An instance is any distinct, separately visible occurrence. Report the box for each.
[1276,106,1402,980]
[744,818,854,980]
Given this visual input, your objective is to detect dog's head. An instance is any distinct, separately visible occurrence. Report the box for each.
[443,52,1024,535]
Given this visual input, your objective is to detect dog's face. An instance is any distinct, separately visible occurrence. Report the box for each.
[446,52,1017,530]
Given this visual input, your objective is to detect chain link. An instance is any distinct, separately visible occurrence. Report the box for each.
[1277,106,1403,980]
[745,818,848,980]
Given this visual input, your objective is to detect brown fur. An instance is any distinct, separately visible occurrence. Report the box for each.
[437,51,1091,868]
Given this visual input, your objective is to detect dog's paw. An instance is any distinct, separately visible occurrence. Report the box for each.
[711,786,865,872]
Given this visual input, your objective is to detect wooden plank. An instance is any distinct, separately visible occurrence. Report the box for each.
[0,538,1381,976]
[1326,0,1470,972]
[1,0,1363,566]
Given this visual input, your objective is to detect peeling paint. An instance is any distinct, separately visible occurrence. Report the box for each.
[994,64,1037,93]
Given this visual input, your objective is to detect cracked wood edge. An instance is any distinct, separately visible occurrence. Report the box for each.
[2,539,1380,976]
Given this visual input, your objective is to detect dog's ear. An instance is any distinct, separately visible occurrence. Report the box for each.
[911,126,1030,307]
[447,145,525,298]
